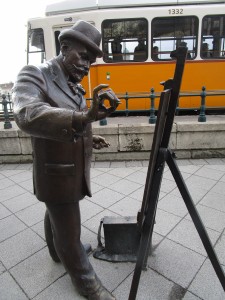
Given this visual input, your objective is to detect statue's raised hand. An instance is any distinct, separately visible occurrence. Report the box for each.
[86,84,120,122]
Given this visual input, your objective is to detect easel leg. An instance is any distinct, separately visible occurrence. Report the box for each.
[128,158,166,300]
[167,150,225,291]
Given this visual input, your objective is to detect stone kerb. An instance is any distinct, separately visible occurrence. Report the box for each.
[176,120,225,158]
[118,123,176,152]
[1,120,225,162]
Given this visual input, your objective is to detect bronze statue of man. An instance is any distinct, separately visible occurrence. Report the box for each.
[13,20,119,300]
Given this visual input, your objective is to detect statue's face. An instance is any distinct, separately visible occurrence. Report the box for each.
[61,40,96,82]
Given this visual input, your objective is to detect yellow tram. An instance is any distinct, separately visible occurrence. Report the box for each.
[27,0,225,111]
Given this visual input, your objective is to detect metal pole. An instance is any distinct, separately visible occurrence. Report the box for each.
[198,86,206,122]
[149,88,156,124]
[125,92,129,117]
[2,94,12,129]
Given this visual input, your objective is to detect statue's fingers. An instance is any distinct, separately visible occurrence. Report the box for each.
[93,84,109,98]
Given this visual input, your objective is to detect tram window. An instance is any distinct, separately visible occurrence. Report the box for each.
[54,31,61,56]
[27,28,46,65]
[102,18,148,63]
[201,15,225,59]
[151,16,198,61]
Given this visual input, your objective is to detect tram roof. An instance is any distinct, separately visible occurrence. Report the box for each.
[45,0,225,16]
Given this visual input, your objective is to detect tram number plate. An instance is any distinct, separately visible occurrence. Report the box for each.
[168,8,183,15]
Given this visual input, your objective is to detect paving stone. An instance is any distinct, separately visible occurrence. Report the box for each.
[154,209,181,236]
[109,178,142,196]
[125,170,147,185]
[220,174,225,182]
[3,192,38,213]
[114,267,185,300]
[214,234,225,265]
[88,187,125,208]
[0,185,27,202]
[163,168,191,181]
[89,255,134,292]
[178,164,202,174]
[200,191,225,213]
[170,185,208,204]
[210,181,225,196]
[205,158,225,165]
[186,204,225,233]
[185,174,217,191]
[183,291,202,299]
[0,261,5,275]
[90,182,104,194]
[0,228,46,268]
[110,161,126,168]
[108,196,141,217]
[176,159,193,166]
[90,168,104,179]
[0,272,28,300]
[148,238,205,288]
[0,215,27,242]
[18,178,33,192]
[0,203,11,219]
[168,218,220,256]
[189,259,225,300]
[91,173,121,187]
[206,164,225,172]
[189,159,208,165]
[194,165,225,180]
[128,186,145,202]
[94,161,110,168]
[33,274,84,300]
[83,209,120,237]
[81,225,98,248]
[15,202,46,226]
[0,169,26,177]
[0,159,225,299]
[160,178,177,193]
[0,177,15,190]
[80,199,104,223]
[0,164,20,170]
[125,160,143,167]
[10,248,65,299]
[158,193,188,218]
[8,170,32,183]
[16,163,33,170]
[107,167,136,178]
[31,221,45,240]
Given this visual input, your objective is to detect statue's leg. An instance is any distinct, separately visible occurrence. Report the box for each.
[45,202,116,300]
[44,209,92,263]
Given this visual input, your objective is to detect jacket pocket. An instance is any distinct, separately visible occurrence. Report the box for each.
[44,163,76,176]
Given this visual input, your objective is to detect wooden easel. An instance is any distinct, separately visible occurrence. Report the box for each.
[128,47,225,299]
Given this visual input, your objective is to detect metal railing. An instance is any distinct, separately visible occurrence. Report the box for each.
[1,87,225,129]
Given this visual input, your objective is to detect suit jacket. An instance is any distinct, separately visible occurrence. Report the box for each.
[13,58,92,203]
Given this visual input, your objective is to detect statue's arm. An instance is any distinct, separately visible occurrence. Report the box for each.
[13,65,83,142]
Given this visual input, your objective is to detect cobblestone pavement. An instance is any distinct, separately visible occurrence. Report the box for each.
[0,158,225,300]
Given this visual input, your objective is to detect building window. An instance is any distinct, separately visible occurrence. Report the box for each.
[201,15,225,59]
[102,18,148,62]
[152,16,198,60]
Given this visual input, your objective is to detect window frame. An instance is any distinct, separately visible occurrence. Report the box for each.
[201,14,225,60]
[101,18,149,63]
[151,15,199,61]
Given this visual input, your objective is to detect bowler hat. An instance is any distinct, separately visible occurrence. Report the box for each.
[59,20,103,57]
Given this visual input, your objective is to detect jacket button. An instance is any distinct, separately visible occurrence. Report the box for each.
[62,129,68,135]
